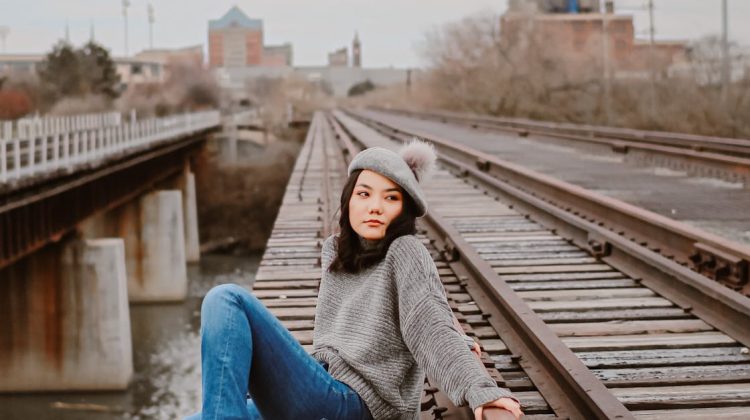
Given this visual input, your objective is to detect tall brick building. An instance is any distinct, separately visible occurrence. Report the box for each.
[208,6,264,67]
[500,9,685,79]
[208,6,292,68]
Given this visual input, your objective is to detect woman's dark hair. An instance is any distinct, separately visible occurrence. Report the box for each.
[328,169,418,273]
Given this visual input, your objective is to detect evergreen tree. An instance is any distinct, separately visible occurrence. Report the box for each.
[37,40,121,102]
[79,41,120,99]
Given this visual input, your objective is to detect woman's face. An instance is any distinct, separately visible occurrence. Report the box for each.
[348,170,404,240]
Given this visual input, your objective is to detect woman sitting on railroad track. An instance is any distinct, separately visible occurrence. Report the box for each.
[188,141,523,420]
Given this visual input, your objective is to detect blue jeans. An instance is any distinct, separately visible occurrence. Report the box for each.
[186,284,373,420]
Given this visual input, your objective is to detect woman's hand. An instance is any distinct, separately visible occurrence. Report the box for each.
[470,341,482,358]
[474,397,523,420]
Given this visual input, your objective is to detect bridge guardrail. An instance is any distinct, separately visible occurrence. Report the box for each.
[0,110,220,186]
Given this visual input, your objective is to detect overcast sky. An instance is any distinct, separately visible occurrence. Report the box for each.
[1,0,748,67]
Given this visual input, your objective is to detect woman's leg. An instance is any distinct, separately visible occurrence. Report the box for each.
[197,283,371,420]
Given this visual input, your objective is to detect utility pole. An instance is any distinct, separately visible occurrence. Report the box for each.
[122,0,130,56]
[147,3,155,49]
[647,0,657,116]
[65,20,70,43]
[721,0,730,103]
[600,0,613,124]
[0,26,8,53]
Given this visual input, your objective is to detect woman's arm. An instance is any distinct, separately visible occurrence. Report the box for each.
[452,317,523,419]
[400,293,517,410]
[391,236,519,411]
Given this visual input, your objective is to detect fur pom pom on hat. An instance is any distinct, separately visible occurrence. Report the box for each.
[399,140,436,182]
[348,139,436,217]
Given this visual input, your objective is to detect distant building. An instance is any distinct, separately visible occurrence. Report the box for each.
[134,45,204,68]
[208,6,292,68]
[328,47,348,67]
[208,6,264,67]
[352,33,362,68]
[263,43,293,67]
[500,10,686,79]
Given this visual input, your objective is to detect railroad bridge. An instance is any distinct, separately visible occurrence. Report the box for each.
[0,110,220,391]
[2,106,750,419]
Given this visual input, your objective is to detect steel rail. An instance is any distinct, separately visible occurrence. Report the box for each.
[348,108,750,293]
[374,107,750,159]
[330,110,634,420]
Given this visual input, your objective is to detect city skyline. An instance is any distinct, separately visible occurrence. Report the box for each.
[0,0,748,67]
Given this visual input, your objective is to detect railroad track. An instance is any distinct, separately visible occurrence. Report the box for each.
[373,106,750,162]
[347,108,750,296]
[251,110,750,419]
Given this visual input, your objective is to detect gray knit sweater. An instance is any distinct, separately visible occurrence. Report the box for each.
[312,234,515,419]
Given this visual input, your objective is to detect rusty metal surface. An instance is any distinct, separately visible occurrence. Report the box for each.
[0,132,209,271]
[348,109,750,294]
[422,213,632,420]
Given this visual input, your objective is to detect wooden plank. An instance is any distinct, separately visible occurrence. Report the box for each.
[251,280,319,289]
[518,287,655,301]
[633,406,750,419]
[465,233,557,243]
[563,332,736,351]
[594,363,750,387]
[255,270,321,281]
[260,258,320,266]
[277,320,315,331]
[496,263,614,275]
[529,297,674,312]
[259,297,318,308]
[612,383,750,409]
[540,307,690,322]
[267,306,316,320]
[252,289,319,299]
[490,257,599,267]
[576,347,750,369]
[550,319,714,337]
[510,278,638,291]
[480,339,509,353]
[484,252,591,262]
[502,271,625,282]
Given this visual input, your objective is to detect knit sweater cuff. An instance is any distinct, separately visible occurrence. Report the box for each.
[467,387,518,411]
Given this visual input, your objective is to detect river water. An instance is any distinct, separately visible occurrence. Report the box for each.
[0,253,262,420]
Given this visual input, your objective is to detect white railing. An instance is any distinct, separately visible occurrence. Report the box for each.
[0,110,221,185]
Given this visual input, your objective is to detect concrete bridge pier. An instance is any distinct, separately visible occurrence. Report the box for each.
[177,164,201,263]
[0,238,133,391]
[125,190,188,302]
[80,188,188,302]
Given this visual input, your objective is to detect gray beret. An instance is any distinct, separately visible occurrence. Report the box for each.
[348,144,434,216]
